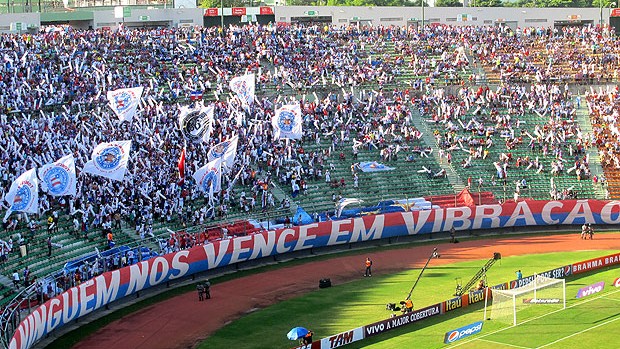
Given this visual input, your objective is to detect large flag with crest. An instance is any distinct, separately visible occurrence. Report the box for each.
[107,86,144,122]
[193,157,222,198]
[82,141,132,181]
[272,104,303,140]
[207,135,238,172]
[38,154,77,197]
[4,168,39,219]
[178,103,213,143]
[229,74,255,109]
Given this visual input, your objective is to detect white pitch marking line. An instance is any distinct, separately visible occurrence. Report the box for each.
[478,338,532,349]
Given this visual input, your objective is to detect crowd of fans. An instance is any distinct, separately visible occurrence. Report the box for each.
[0,23,617,310]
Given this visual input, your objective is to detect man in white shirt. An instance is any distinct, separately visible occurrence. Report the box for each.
[12,270,20,290]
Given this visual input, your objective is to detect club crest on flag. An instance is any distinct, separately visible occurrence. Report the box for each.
[201,167,219,193]
[210,140,230,159]
[112,91,133,113]
[95,146,122,171]
[229,74,255,109]
[11,185,32,211]
[179,104,213,143]
[38,154,77,197]
[107,87,143,122]
[42,166,70,195]
[277,109,296,133]
[231,80,249,100]
[83,141,131,181]
[273,104,302,140]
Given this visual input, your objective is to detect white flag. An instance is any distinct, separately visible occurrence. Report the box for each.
[207,135,238,172]
[229,74,255,109]
[273,104,302,140]
[178,103,213,143]
[38,154,77,197]
[5,168,39,218]
[83,141,131,181]
[193,157,222,196]
[107,86,144,122]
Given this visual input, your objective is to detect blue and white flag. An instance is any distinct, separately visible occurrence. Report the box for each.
[4,168,39,219]
[207,135,238,172]
[272,104,302,140]
[193,157,222,198]
[82,141,131,181]
[229,74,255,109]
[107,86,144,122]
[359,161,395,172]
[38,154,77,197]
[179,103,213,144]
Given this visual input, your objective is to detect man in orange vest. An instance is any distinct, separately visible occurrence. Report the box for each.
[403,299,413,313]
[364,257,372,277]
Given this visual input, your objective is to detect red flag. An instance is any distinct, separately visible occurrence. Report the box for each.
[178,147,186,185]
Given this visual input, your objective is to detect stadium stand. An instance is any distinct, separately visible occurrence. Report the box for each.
[0,23,617,327]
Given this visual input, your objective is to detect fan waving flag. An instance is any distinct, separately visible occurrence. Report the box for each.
[178,147,186,185]
[38,154,77,197]
[4,168,39,219]
[207,135,238,172]
[229,74,255,109]
[273,104,302,140]
[193,157,222,198]
[179,103,213,143]
[83,141,131,181]
[107,86,144,122]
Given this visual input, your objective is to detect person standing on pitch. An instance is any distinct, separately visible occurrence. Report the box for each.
[364,257,373,277]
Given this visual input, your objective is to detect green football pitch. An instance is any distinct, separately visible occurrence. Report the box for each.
[198,250,620,349]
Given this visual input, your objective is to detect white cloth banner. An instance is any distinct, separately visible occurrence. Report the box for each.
[83,141,131,181]
[207,135,238,172]
[38,154,77,197]
[273,104,303,140]
[5,168,39,218]
[178,103,213,143]
[229,74,255,109]
[107,86,144,122]
[193,157,222,197]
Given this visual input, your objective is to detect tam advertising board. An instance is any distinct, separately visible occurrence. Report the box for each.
[9,199,620,349]
[444,321,484,344]
[319,327,364,349]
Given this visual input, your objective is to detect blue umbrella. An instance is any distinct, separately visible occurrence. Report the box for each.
[287,326,309,340]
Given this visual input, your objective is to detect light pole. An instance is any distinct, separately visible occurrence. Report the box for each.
[220,0,224,33]
[421,0,425,33]
[601,0,604,26]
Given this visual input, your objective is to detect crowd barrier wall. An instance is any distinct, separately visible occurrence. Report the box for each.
[292,252,620,349]
[8,199,620,349]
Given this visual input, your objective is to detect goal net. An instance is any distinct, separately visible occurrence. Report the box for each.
[490,275,566,326]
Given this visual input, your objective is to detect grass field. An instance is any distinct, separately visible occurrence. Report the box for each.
[198,250,620,349]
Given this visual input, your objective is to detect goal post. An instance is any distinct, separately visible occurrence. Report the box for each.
[489,275,566,326]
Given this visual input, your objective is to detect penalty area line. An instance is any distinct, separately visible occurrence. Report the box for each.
[478,338,532,349]
[537,312,620,348]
